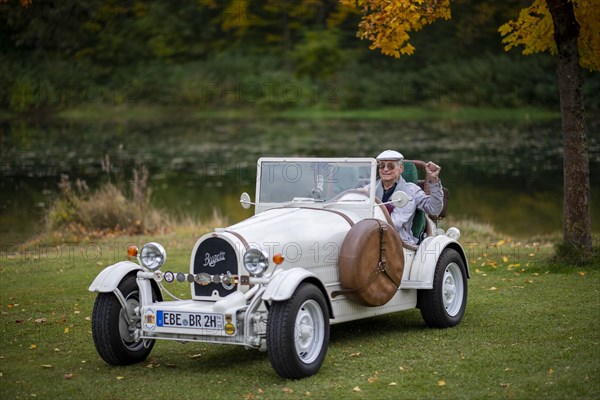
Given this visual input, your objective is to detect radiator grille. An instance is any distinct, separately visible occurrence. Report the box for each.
[193,237,238,297]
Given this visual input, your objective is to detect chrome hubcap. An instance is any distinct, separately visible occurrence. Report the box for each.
[294,299,324,364]
[442,262,464,317]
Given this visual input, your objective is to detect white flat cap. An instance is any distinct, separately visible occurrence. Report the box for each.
[376,150,404,161]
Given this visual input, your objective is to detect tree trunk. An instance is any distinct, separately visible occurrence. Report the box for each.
[545,0,592,250]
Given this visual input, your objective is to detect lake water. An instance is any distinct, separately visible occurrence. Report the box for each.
[1,116,599,243]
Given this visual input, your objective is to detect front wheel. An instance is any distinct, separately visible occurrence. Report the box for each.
[92,274,156,365]
[418,248,468,328]
[267,283,330,379]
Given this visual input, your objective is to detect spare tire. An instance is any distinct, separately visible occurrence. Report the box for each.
[335,219,404,307]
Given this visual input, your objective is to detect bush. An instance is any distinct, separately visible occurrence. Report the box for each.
[46,166,167,237]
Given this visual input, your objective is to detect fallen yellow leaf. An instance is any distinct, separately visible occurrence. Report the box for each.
[489,287,497,291]
[352,386,362,392]
[282,387,293,394]
[502,256,509,263]
[116,376,125,380]
[389,382,397,386]
[438,379,446,387]
[64,327,70,334]
[30,344,37,350]
[577,271,586,276]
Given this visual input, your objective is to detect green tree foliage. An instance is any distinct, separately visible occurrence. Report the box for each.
[344,0,598,253]
[1,0,598,114]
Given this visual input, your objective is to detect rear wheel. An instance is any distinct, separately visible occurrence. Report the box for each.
[267,283,330,379]
[92,274,156,365]
[418,248,468,328]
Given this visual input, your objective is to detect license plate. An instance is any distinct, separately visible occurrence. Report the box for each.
[156,310,224,330]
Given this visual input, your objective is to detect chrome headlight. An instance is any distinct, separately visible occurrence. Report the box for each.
[243,248,269,276]
[446,227,461,241]
[139,242,167,271]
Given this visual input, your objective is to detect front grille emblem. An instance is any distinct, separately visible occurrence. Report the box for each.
[204,251,226,267]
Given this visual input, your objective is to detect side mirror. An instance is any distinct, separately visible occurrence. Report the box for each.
[240,192,254,209]
[390,191,409,208]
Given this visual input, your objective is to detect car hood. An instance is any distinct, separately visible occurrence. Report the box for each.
[225,207,358,268]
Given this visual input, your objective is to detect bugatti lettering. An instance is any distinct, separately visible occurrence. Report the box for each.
[204,251,226,267]
[157,311,224,329]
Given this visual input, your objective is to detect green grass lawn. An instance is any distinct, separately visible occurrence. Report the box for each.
[1,228,598,399]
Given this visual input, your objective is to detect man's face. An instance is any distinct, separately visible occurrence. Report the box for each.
[378,160,403,186]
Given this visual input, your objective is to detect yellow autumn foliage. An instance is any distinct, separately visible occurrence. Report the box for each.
[221,0,252,34]
[498,0,599,71]
[340,0,451,58]
[344,0,599,70]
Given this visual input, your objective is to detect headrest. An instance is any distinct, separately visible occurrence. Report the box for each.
[401,162,418,184]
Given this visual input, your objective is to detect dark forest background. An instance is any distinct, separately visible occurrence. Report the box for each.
[2,0,599,115]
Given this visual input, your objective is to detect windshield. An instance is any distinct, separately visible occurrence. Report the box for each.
[258,160,373,203]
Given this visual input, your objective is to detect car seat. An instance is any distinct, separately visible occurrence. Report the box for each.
[401,162,427,241]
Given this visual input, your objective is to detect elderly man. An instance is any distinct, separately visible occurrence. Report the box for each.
[370,150,444,244]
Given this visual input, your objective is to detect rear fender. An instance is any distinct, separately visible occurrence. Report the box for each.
[404,236,470,289]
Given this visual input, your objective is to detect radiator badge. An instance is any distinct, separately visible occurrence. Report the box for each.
[204,251,226,267]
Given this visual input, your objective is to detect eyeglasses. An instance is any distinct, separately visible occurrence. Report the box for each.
[378,162,398,170]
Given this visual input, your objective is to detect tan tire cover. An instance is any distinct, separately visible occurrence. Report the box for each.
[338,219,404,307]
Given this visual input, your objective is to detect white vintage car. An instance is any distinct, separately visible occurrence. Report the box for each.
[89,157,469,379]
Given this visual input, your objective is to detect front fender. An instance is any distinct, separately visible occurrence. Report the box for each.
[262,268,319,302]
[89,261,142,293]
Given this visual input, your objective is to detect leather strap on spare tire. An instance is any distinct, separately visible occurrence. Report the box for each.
[332,219,404,307]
